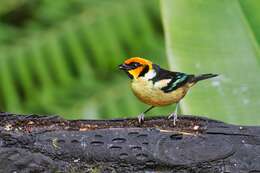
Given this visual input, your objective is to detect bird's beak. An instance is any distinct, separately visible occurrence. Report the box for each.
[118,64,132,70]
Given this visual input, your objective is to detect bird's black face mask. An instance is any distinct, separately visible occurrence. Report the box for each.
[118,62,142,79]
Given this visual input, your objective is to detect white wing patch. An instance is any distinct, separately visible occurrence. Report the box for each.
[143,69,156,80]
[154,79,171,88]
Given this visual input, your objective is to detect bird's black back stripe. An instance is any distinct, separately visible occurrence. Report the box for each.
[150,64,194,93]
[161,74,190,93]
[150,64,161,83]
[138,65,149,77]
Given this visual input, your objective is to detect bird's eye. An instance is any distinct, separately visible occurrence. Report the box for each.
[134,63,139,67]
[132,62,140,67]
[126,62,141,69]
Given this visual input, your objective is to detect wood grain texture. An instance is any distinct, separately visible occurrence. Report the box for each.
[0,112,260,172]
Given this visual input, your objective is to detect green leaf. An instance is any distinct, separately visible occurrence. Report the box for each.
[161,0,260,125]
[0,0,166,120]
[239,0,260,46]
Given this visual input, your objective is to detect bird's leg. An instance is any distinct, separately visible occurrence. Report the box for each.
[138,106,154,124]
[168,102,179,126]
[137,113,145,124]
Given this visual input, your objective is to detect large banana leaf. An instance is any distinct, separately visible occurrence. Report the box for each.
[0,0,169,120]
[161,0,260,125]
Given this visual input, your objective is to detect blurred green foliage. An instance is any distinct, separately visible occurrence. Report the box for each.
[0,0,172,119]
[0,0,259,125]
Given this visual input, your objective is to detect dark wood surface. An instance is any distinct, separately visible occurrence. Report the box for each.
[0,112,260,173]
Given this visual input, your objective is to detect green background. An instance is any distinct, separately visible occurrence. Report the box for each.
[0,0,259,125]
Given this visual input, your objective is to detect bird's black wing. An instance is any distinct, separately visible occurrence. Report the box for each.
[151,64,194,93]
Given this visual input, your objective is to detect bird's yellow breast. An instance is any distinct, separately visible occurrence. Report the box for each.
[131,78,190,106]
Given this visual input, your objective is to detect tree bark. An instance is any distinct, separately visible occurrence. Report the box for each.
[0,112,260,173]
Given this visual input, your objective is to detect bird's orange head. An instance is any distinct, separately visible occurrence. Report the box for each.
[119,57,153,79]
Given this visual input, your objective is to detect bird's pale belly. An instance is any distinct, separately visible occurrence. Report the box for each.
[131,79,190,106]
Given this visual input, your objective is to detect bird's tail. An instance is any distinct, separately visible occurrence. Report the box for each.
[190,73,218,83]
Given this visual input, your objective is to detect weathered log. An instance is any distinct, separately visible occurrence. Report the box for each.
[0,112,260,173]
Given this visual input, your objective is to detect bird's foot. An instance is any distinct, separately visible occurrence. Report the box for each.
[138,113,145,124]
[168,112,178,126]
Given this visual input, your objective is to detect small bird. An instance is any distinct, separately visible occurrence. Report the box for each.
[119,57,218,125]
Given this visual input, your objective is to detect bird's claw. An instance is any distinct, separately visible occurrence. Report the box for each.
[138,113,145,124]
[168,112,178,126]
